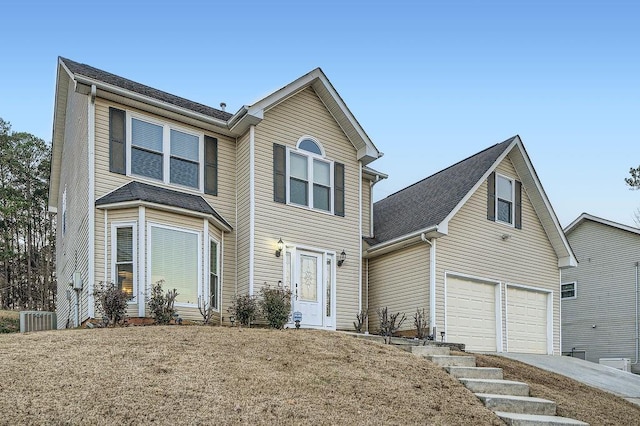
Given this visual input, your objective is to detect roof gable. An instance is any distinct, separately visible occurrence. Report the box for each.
[565,213,640,237]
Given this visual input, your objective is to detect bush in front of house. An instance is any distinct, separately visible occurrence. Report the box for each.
[414,308,430,339]
[148,280,179,325]
[93,281,131,327]
[259,282,292,329]
[353,309,368,333]
[377,306,406,344]
[227,294,258,327]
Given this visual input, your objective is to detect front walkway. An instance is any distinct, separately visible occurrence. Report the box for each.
[495,353,640,406]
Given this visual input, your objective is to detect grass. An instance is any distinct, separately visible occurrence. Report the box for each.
[0,309,19,333]
[2,326,639,425]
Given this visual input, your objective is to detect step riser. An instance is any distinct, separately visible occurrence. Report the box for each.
[461,380,529,397]
[411,346,451,356]
[477,396,556,416]
[496,411,589,426]
[446,367,504,380]
[425,355,476,367]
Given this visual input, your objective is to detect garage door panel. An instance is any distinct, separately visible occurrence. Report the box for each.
[507,286,548,354]
[447,277,498,352]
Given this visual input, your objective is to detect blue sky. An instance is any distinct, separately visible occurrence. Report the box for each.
[1,0,638,227]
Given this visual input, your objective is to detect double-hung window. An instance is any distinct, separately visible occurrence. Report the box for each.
[287,138,333,213]
[112,223,136,301]
[496,175,514,225]
[129,115,202,190]
[561,282,577,299]
[209,239,219,311]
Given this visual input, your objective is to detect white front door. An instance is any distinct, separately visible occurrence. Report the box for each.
[293,250,324,327]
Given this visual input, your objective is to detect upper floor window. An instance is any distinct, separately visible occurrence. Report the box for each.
[288,138,332,212]
[497,175,514,224]
[108,107,218,195]
[561,282,577,299]
[487,172,522,229]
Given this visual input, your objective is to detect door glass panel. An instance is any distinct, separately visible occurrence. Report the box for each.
[300,254,317,301]
[285,252,291,290]
[326,257,332,317]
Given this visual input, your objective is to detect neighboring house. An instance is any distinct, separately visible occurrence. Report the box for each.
[49,57,383,330]
[562,213,640,372]
[365,137,576,355]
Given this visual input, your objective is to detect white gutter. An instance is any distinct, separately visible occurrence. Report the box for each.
[421,233,437,338]
[635,262,639,364]
[87,84,96,318]
[366,225,440,257]
[249,125,255,295]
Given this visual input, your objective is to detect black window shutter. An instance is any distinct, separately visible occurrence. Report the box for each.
[204,136,218,196]
[487,172,496,221]
[109,107,126,175]
[334,162,345,217]
[515,180,522,229]
[273,143,286,203]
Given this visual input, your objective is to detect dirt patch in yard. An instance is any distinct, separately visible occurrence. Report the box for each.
[0,327,503,425]
[475,353,640,425]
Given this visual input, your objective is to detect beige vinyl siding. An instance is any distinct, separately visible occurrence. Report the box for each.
[562,220,640,363]
[252,87,362,329]
[236,131,251,297]
[436,155,561,353]
[368,244,430,333]
[362,179,371,238]
[56,84,90,328]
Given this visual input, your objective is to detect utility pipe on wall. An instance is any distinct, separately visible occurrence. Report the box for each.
[421,233,437,338]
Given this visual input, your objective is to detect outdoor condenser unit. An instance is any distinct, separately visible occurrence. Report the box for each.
[19,311,57,333]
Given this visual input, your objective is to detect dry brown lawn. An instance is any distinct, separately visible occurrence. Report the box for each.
[1,326,502,425]
[475,353,640,425]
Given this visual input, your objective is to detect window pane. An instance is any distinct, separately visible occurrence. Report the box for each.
[290,153,308,180]
[116,263,134,297]
[132,118,163,152]
[300,255,317,301]
[210,240,218,273]
[497,199,512,223]
[299,139,322,155]
[210,274,219,309]
[313,160,330,186]
[313,184,330,211]
[290,178,308,205]
[132,148,163,180]
[171,129,199,162]
[497,176,513,201]
[326,257,332,317]
[170,157,199,188]
[116,227,133,262]
[151,227,199,305]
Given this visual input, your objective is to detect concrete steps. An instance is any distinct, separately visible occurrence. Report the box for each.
[415,346,588,425]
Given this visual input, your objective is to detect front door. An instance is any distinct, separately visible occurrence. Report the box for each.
[294,250,324,327]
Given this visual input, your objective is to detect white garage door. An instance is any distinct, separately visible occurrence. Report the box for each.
[447,277,498,352]
[507,286,548,354]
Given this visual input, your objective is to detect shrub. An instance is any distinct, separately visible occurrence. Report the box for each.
[414,308,430,339]
[93,281,131,327]
[377,307,406,343]
[227,294,258,327]
[148,280,179,325]
[353,309,368,333]
[0,314,19,333]
[198,294,216,325]
[259,282,292,329]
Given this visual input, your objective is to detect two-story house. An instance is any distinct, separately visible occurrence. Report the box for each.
[50,57,382,330]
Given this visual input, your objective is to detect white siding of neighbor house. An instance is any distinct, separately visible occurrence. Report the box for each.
[93,98,237,322]
[562,220,640,364]
[56,82,90,328]
[252,87,363,330]
[436,155,561,354]
[367,243,430,334]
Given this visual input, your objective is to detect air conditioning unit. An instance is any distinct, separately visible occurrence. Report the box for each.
[599,357,631,372]
[19,311,57,333]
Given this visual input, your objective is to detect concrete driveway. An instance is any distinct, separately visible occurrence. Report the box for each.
[495,353,640,406]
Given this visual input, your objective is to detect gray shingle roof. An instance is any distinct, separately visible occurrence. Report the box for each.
[60,57,233,122]
[95,181,231,230]
[371,137,516,245]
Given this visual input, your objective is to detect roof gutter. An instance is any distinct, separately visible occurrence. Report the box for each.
[365,225,440,258]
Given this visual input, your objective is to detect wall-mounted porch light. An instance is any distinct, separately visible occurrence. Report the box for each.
[337,250,346,267]
[275,238,284,257]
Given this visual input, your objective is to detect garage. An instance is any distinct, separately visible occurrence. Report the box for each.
[507,286,549,354]
[446,276,499,352]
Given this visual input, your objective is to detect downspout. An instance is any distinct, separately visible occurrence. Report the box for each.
[87,84,96,319]
[635,262,639,364]
[365,258,369,334]
[249,125,255,296]
[421,233,437,338]
[358,161,363,314]
[221,231,224,327]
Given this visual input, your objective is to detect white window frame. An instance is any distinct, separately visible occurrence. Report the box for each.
[111,221,137,303]
[126,112,205,192]
[285,136,334,214]
[496,173,515,226]
[208,236,221,312]
[561,281,577,300]
[147,222,202,308]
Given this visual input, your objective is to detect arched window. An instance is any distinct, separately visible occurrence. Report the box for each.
[288,137,331,212]
[298,138,323,156]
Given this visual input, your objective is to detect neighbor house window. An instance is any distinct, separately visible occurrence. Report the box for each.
[112,223,136,301]
[287,138,333,212]
[497,175,514,224]
[129,115,202,190]
[150,225,200,307]
[209,239,219,311]
[561,282,577,299]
